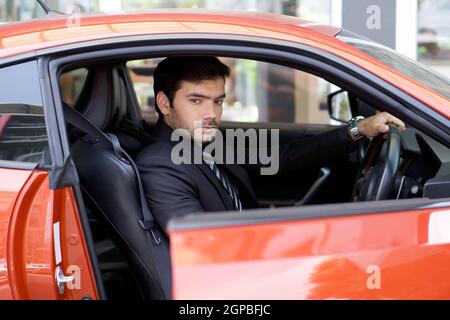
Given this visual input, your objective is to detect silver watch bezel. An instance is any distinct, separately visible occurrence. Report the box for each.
[348,116,365,140]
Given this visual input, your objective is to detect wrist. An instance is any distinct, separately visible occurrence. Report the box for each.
[347,126,357,141]
[348,116,365,141]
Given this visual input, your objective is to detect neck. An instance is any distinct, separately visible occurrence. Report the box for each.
[162,116,175,130]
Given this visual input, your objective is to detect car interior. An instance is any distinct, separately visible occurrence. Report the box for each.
[58,56,450,300]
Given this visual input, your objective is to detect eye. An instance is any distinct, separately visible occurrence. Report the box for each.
[190,99,201,104]
[215,99,224,105]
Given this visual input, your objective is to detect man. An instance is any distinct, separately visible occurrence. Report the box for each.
[135,56,406,233]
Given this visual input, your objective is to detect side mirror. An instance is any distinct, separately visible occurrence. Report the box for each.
[327,89,352,123]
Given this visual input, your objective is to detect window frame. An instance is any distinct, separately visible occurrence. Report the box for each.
[0,60,50,170]
[39,34,450,185]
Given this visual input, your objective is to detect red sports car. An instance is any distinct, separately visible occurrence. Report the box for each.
[0,7,449,300]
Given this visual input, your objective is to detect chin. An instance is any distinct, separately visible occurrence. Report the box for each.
[204,130,219,142]
[193,128,217,144]
[193,135,213,145]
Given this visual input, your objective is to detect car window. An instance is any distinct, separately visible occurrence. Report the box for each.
[126,58,340,125]
[60,68,89,106]
[0,61,49,164]
[0,0,46,23]
[339,35,450,99]
[126,59,160,122]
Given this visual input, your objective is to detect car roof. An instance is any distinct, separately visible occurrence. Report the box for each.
[0,9,340,60]
[0,9,448,118]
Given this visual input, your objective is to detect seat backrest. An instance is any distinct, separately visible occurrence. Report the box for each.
[64,65,171,299]
[67,64,149,156]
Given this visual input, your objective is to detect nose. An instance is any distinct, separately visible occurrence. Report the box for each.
[204,101,217,120]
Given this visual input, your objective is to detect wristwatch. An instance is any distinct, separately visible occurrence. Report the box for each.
[348,116,365,140]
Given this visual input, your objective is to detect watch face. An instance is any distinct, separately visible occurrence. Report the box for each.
[349,117,364,140]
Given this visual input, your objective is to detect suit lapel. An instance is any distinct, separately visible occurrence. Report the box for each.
[152,119,256,210]
[224,163,258,206]
[194,163,235,211]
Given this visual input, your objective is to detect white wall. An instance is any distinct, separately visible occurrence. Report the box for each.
[395,0,418,59]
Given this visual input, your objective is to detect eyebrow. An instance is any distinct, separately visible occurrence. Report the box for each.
[186,93,226,100]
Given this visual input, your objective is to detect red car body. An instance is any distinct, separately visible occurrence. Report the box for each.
[0,10,449,300]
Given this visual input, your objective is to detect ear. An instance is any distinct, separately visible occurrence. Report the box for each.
[156,91,171,116]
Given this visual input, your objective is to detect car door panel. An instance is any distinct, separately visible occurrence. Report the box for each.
[0,167,33,299]
[169,205,450,299]
[0,168,98,299]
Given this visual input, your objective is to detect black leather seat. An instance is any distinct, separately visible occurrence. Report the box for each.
[65,64,171,299]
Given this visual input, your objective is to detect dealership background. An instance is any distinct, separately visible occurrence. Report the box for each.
[2,0,449,124]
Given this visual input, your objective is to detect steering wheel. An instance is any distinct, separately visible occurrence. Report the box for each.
[352,125,401,201]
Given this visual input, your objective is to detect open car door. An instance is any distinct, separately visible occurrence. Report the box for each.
[0,60,98,299]
[0,168,99,299]
[169,199,450,299]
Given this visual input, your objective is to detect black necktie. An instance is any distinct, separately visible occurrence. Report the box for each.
[203,152,243,212]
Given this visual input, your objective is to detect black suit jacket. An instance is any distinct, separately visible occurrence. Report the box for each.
[135,120,356,232]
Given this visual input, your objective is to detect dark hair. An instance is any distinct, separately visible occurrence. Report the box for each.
[153,56,230,115]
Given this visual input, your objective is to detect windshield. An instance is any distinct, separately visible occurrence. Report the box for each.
[0,0,47,23]
[338,33,450,99]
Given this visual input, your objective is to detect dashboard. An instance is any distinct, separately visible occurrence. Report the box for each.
[397,128,450,199]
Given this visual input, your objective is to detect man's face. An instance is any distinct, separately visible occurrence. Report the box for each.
[160,78,225,144]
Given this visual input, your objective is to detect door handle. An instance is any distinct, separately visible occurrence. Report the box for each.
[55,265,75,295]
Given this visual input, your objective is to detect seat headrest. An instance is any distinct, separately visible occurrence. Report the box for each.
[68,64,128,137]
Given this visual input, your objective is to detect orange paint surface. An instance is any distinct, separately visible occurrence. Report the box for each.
[0,168,97,299]
[170,208,450,299]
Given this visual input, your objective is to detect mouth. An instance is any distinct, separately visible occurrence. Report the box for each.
[201,122,218,129]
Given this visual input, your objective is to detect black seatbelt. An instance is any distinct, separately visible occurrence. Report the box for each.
[63,104,161,245]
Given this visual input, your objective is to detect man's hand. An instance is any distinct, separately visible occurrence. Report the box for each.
[356,112,406,139]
